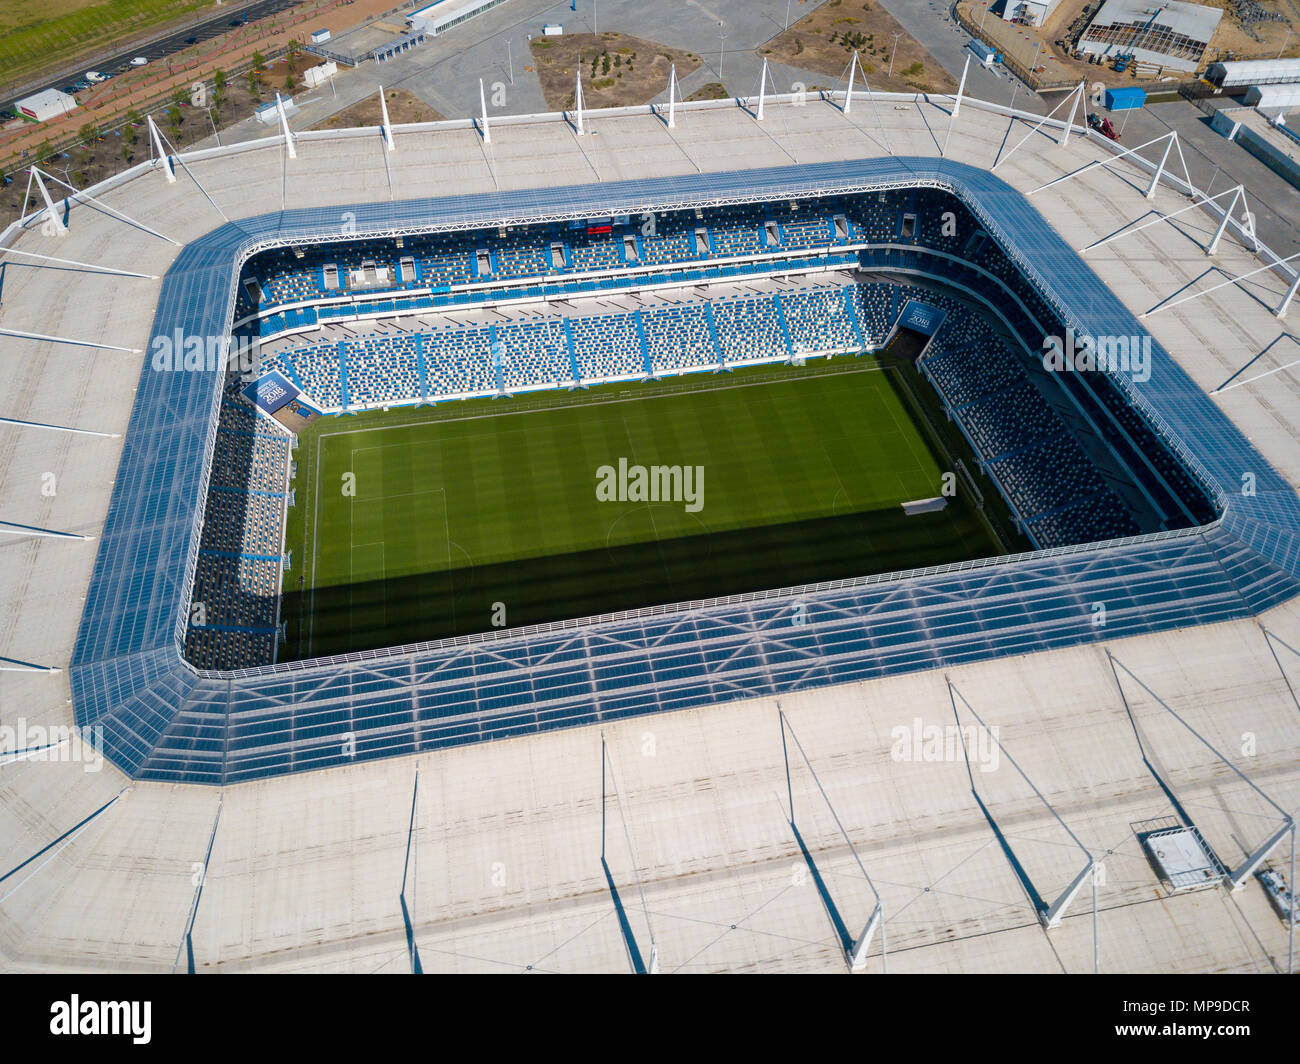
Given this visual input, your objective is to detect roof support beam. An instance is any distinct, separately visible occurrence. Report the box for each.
[25,167,179,245]
[841,50,865,114]
[1141,248,1300,319]
[1080,184,1245,256]
[942,54,971,158]
[0,519,93,540]
[0,655,62,673]
[780,707,887,972]
[949,678,1099,945]
[1208,185,1245,256]
[0,247,155,279]
[28,167,66,234]
[995,81,1086,173]
[1145,130,1176,199]
[0,415,120,438]
[0,790,128,905]
[147,115,176,183]
[1029,129,1177,193]
[276,92,296,159]
[379,87,395,152]
[0,326,140,352]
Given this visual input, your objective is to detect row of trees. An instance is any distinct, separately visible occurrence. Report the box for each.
[28,38,306,182]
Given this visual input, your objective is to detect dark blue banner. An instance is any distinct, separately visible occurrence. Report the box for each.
[899,299,947,336]
[242,371,299,415]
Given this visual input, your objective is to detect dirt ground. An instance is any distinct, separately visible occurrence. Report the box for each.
[528,32,702,111]
[764,0,957,94]
[686,82,730,102]
[979,0,1299,90]
[311,88,444,129]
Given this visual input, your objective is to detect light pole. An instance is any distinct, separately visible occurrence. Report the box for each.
[507,40,514,84]
[718,20,728,81]
[1025,38,1042,89]
[784,0,792,30]
[1278,27,1293,59]
[888,32,902,77]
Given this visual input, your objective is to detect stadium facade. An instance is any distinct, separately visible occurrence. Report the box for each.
[63,153,1300,785]
[5,92,1300,973]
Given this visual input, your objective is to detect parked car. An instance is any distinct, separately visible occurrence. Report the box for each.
[129,56,149,67]
[85,70,109,83]
[184,36,198,45]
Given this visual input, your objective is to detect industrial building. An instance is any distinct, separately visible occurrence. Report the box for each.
[1077,0,1222,72]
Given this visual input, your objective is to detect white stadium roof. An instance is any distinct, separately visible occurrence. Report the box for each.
[0,90,1298,972]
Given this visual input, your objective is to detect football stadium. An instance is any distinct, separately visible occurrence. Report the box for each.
[2,80,1300,973]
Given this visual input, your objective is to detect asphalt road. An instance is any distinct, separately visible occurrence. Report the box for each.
[3,0,304,113]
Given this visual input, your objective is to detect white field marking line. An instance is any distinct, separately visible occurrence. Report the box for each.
[349,454,356,641]
[351,541,387,631]
[618,410,667,578]
[311,364,891,446]
[305,362,892,629]
[308,429,325,657]
[878,365,937,498]
[439,487,453,632]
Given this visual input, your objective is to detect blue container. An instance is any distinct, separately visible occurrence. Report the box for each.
[1105,86,1146,111]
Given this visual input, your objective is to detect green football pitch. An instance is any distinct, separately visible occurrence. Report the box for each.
[280,361,1005,659]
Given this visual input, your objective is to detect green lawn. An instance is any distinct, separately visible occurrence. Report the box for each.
[0,0,208,90]
[280,361,1003,659]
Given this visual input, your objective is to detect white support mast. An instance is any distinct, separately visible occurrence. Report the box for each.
[276,92,296,159]
[378,87,395,152]
[843,50,863,114]
[28,168,66,234]
[574,70,586,135]
[147,115,176,183]
[942,54,972,157]
[479,78,491,143]
[667,64,678,128]
[997,84,1095,173]
[952,53,970,119]
[1062,80,1086,148]
[1146,130,1176,199]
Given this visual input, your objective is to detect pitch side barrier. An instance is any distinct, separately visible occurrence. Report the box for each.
[49,102,1300,783]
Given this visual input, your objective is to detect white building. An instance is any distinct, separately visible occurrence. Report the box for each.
[1077,0,1223,72]
[408,0,512,36]
[14,88,78,124]
[1000,0,1065,29]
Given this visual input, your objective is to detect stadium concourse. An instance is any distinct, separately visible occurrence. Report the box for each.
[1,90,1300,971]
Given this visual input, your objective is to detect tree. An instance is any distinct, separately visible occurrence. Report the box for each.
[252,51,266,74]
[285,71,296,92]
[171,87,188,112]
[248,68,261,95]
[213,69,227,109]
[77,121,100,145]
